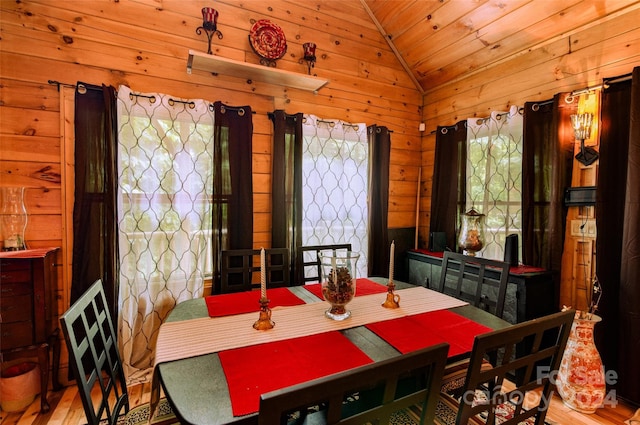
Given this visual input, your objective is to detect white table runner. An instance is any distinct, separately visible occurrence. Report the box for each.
[154,286,466,366]
[149,286,467,422]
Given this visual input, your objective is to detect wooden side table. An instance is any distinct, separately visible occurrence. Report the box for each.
[0,247,61,412]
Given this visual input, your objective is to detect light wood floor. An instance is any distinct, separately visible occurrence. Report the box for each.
[1,382,637,425]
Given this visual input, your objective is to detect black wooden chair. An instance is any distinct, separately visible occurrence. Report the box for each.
[297,244,352,284]
[220,248,290,293]
[258,343,449,425]
[436,252,511,396]
[436,252,510,319]
[59,279,176,425]
[434,309,575,425]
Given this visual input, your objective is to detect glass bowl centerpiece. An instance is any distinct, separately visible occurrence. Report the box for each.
[319,252,359,321]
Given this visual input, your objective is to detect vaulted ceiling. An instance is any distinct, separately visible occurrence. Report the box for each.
[361,0,638,94]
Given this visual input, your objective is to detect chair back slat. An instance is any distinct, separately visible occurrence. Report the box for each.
[60,279,129,425]
[259,343,449,425]
[220,248,290,293]
[436,252,510,319]
[452,309,575,425]
[297,244,352,284]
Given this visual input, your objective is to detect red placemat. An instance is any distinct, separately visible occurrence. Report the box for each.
[303,278,389,299]
[218,331,373,416]
[366,310,492,357]
[205,287,305,317]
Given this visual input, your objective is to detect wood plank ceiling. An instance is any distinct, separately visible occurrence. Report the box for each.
[361,0,639,94]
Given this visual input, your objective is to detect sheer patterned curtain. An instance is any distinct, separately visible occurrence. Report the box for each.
[116,85,213,383]
[301,114,369,278]
[465,105,523,260]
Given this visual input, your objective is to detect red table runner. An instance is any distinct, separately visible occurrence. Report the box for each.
[303,277,389,299]
[205,287,305,317]
[218,331,373,416]
[366,310,492,357]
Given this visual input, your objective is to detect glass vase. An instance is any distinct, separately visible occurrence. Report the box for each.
[0,187,28,251]
[556,313,606,413]
[319,252,359,321]
[458,208,485,256]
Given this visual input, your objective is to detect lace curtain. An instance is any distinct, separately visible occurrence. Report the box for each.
[116,85,213,383]
[465,105,523,260]
[301,114,369,278]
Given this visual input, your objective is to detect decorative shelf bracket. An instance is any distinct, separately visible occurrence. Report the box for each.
[187,50,329,93]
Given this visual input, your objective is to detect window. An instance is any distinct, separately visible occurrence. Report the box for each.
[301,115,369,278]
[117,92,214,286]
[465,107,523,260]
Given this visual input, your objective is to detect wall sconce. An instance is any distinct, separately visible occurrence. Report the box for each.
[303,42,316,75]
[570,113,599,166]
[196,7,223,55]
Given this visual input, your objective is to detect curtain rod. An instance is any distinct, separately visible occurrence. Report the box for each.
[49,79,255,113]
[531,99,554,111]
[429,122,465,135]
[48,80,104,93]
[307,118,393,132]
[218,104,256,115]
[428,108,518,135]
[568,73,633,98]
[317,118,360,128]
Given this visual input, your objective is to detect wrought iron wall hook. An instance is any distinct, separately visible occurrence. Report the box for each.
[196,7,223,55]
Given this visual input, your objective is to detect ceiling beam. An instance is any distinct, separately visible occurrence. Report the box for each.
[360,0,425,95]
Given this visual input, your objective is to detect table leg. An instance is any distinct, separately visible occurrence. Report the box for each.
[36,343,50,413]
[49,328,62,391]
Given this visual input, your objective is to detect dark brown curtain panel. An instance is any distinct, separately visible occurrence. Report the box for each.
[269,110,303,284]
[522,94,575,294]
[71,83,119,319]
[212,102,253,293]
[597,67,640,404]
[367,125,391,277]
[429,121,467,252]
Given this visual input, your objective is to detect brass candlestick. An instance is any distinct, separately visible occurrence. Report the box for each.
[253,297,275,330]
[382,281,400,309]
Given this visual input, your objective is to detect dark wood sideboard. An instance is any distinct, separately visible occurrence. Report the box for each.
[0,247,61,412]
[406,249,557,324]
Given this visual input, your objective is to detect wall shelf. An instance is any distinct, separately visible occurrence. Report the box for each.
[187,50,329,93]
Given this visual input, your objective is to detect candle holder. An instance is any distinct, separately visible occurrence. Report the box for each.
[303,42,316,75]
[1,187,28,251]
[196,7,223,55]
[381,281,400,309]
[253,297,275,330]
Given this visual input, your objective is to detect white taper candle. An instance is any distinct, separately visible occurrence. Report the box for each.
[389,240,395,283]
[260,248,266,299]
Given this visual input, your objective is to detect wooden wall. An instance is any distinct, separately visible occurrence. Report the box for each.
[418,7,640,248]
[0,0,422,384]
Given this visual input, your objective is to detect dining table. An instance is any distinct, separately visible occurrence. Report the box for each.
[150,278,510,425]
